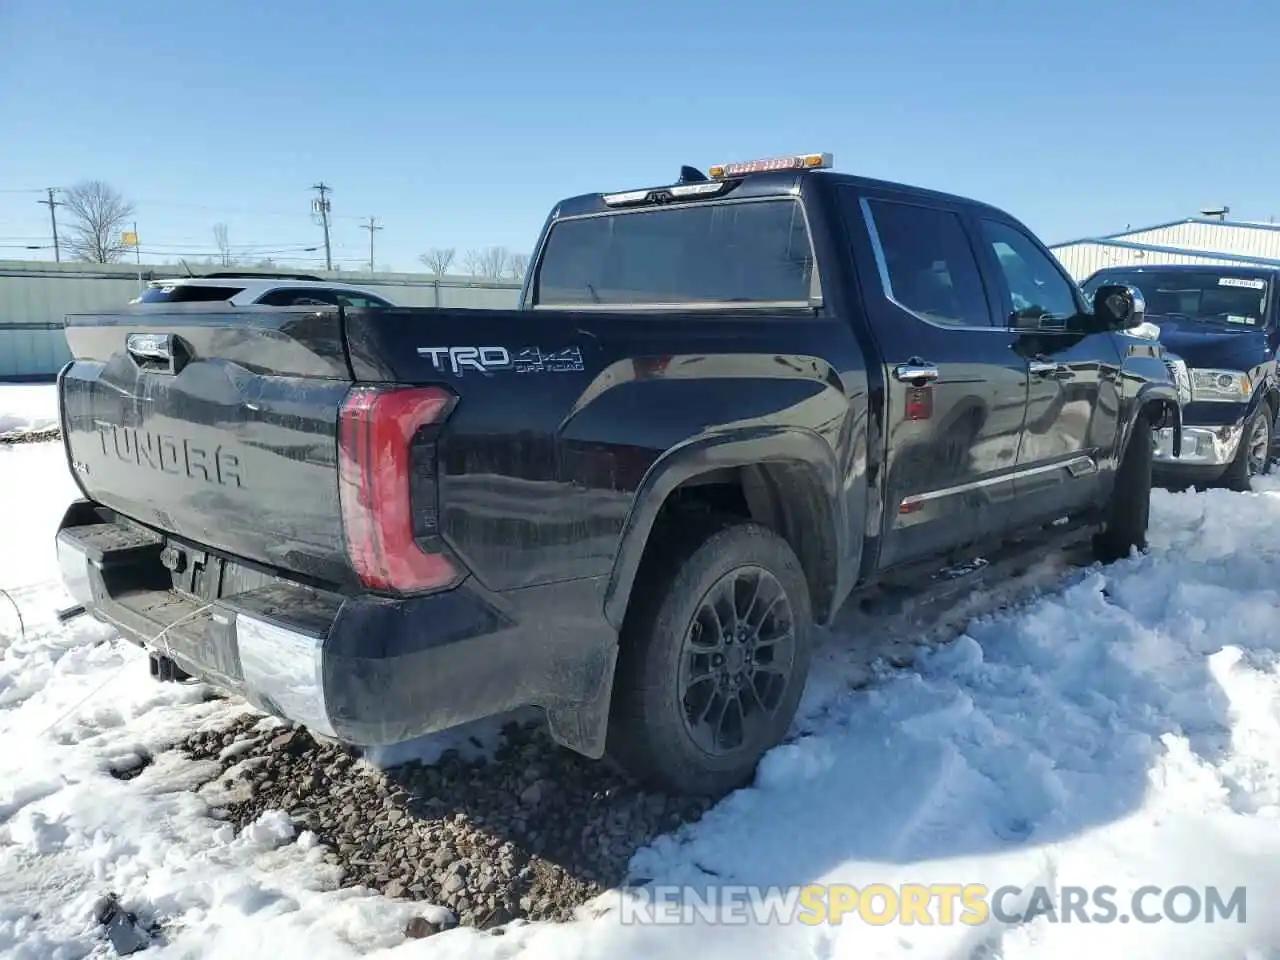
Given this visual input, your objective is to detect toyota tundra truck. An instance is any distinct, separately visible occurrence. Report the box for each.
[54,153,1182,795]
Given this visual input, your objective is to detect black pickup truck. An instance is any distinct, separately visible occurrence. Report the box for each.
[54,153,1182,795]
[1082,263,1280,491]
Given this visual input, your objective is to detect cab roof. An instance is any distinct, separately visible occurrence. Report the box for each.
[553,167,1009,222]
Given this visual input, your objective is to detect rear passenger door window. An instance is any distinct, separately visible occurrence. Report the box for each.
[862,198,992,327]
[977,220,1081,324]
[256,288,341,307]
[334,292,391,309]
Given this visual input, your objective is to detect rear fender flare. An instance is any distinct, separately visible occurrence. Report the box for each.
[603,426,846,630]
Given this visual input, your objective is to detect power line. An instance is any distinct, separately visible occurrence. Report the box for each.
[360,216,382,273]
[131,248,324,259]
[130,242,322,253]
[131,220,142,291]
[311,183,333,271]
[130,197,368,222]
[8,188,371,222]
[37,187,62,262]
[109,239,321,250]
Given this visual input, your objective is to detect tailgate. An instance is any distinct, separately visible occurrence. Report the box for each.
[60,305,356,586]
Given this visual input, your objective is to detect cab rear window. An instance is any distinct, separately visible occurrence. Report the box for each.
[533,199,817,307]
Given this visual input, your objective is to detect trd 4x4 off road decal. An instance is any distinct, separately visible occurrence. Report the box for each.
[416,345,584,375]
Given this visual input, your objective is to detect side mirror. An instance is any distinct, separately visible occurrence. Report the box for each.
[1092,283,1145,330]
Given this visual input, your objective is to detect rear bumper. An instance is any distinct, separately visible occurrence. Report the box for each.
[56,501,618,751]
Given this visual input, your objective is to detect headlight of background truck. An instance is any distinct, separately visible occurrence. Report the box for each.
[1190,368,1252,402]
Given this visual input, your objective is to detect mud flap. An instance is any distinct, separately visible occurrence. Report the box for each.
[543,643,618,759]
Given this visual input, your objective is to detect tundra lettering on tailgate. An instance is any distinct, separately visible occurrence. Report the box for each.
[91,421,244,488]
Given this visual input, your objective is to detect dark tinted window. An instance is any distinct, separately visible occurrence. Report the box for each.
[334,291,392,309]
[862,197,992,327]
[534,199,816,307]
[1083,270,1269,327]
[256,288,341,306]
[137,284,244,303]
[979,220,1080,323]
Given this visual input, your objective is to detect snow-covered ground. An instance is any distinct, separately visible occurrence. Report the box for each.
[0,383,58,439]
[3,411,1280,955]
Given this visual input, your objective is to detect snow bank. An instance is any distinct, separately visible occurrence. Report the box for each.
[0,383,59,439]
[2,443,1280,958]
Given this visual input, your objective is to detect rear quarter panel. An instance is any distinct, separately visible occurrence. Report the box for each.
[343,308,869,600]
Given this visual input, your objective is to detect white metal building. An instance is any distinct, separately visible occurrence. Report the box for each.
[1050,217,1280,282]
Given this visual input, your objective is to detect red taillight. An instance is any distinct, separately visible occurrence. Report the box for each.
[338,385,459,593]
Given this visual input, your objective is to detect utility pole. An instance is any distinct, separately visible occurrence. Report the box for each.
[311,182,333,272]
[133,221,142,291]
[361,216,382,273]
[38,187,62,262]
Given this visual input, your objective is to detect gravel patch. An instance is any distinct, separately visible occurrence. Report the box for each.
[182,716,715,932]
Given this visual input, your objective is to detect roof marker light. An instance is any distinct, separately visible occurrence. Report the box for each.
[708,152,834,179]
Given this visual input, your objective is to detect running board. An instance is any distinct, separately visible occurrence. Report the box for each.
[848,520,1096,628]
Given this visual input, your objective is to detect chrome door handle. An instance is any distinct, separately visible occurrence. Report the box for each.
[1029,359,1063,376]
[894,360,939,383]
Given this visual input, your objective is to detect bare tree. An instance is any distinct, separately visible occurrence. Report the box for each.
[62,180,135,263]
[213,223,233,266]
[464,246,508,280]
[419,247,456,277]
[507,252,529,282]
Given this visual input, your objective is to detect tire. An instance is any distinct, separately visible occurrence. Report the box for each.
[1093,409,1153,563]
[1219,404,1273,492]
[607,520,814,796]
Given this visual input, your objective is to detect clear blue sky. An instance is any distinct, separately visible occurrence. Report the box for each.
[1,0,1277,272]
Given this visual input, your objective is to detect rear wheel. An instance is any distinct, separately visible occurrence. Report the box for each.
[1093,409,1152,563]
[1219,404,1272,492]
[607,521,813,796]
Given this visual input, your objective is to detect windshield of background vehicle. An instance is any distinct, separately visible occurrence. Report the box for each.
[1083,270,1270,327]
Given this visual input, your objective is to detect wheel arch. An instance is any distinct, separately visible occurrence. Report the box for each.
[603,428,850,632]
[1126,381,1182,458]
[1258,383,1279,423]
